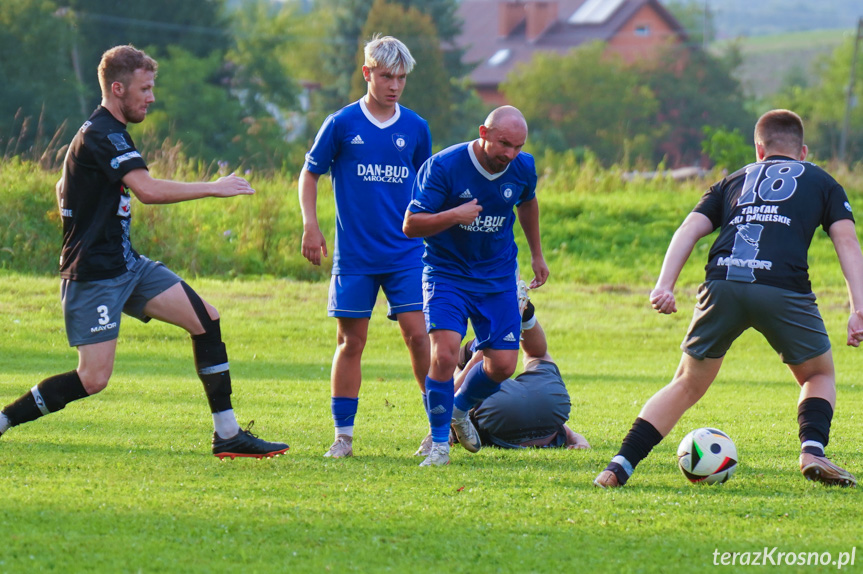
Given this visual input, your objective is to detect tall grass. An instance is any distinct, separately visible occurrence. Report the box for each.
[1,108,70,170]
[3,155,863,286]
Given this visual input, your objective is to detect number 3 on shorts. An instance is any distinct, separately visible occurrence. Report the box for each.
[97,304,111,325]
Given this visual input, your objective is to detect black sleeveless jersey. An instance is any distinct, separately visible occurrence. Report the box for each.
[58,106,148,281]
[694,156,853,294]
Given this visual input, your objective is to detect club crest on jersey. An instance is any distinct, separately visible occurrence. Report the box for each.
[500,183,516,202]
[108,132,131,151]
[392,133,407,151]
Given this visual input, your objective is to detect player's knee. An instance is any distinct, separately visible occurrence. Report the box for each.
[203,300,220,322]
[486,363,516,383]
[336,332,367,356]
[403,331,429,354]
[181,281,220,335]
[78,369,111,394]
[343,338,366,356]
[485,354,517,382]
[670,376,710,404]
[432,352,458,377]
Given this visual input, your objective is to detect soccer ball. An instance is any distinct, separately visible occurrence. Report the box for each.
[677,427,738,484]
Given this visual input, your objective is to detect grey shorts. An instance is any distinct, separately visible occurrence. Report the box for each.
[471,360,571,448]
[682,280,830,365]
[61,256,183,347]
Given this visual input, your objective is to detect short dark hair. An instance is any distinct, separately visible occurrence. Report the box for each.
[98,45,158,96]
[754,109,804,153]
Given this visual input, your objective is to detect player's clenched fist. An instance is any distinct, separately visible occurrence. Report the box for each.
[451,199,482,225]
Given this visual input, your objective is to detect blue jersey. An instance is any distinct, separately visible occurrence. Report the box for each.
[408,141,537,292]
[304,99,431,274]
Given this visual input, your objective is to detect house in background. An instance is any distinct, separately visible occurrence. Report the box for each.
[457,0,689,105]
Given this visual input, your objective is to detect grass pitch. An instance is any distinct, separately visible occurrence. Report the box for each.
[1,273,861,573]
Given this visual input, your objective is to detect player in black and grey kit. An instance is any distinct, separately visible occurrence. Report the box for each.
[0,45,288,459]
[595,109,863,488]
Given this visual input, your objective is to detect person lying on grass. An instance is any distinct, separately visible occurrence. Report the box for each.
[415,295,590,454]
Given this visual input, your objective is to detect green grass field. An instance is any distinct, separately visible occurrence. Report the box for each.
[1,272,861,573]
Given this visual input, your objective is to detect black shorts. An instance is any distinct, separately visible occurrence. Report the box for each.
[682,280,830,365]
[61,256,183,347]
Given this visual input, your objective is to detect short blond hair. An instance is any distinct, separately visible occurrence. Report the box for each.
[363,34,415,74]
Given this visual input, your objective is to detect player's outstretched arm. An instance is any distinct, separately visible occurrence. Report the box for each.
[828,219,863,346]
[298,169,328,266]
[516,198,548,288]
[403,199,482,238]
[650,212,713,314]
[123,169,254,205]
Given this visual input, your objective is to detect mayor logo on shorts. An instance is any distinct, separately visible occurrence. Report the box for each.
[392,134,407,151]
[500,183,516,202]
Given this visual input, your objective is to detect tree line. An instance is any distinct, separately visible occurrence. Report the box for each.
[1,0,860,173]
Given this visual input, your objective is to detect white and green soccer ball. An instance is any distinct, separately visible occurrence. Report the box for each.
[677,427,738,484]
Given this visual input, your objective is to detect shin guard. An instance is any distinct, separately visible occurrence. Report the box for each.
[425,376,454,443]
[183,282,233,414]
[798,397,833,456]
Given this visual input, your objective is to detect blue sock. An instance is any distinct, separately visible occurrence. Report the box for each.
[331,396,359,436]
[425,376,454,443]
[453,363,500,415]
[422,392,429,416]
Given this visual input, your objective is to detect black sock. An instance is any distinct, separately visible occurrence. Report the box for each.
[605,418,664,484]
[798,397,832,456]
[3,371,89,426]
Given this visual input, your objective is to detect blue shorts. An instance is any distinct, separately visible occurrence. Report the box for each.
[423,281,520,350]
[327,267,423,321]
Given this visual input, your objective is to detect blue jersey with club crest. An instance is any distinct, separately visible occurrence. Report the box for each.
[303,99,431,274]
[408,141,537,292]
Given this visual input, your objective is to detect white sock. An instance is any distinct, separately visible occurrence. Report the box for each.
[0,412,10,434]
[336,426,354,439]
[213,409,240,439]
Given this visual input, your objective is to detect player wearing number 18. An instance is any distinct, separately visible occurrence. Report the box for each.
[594,109,863,488]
